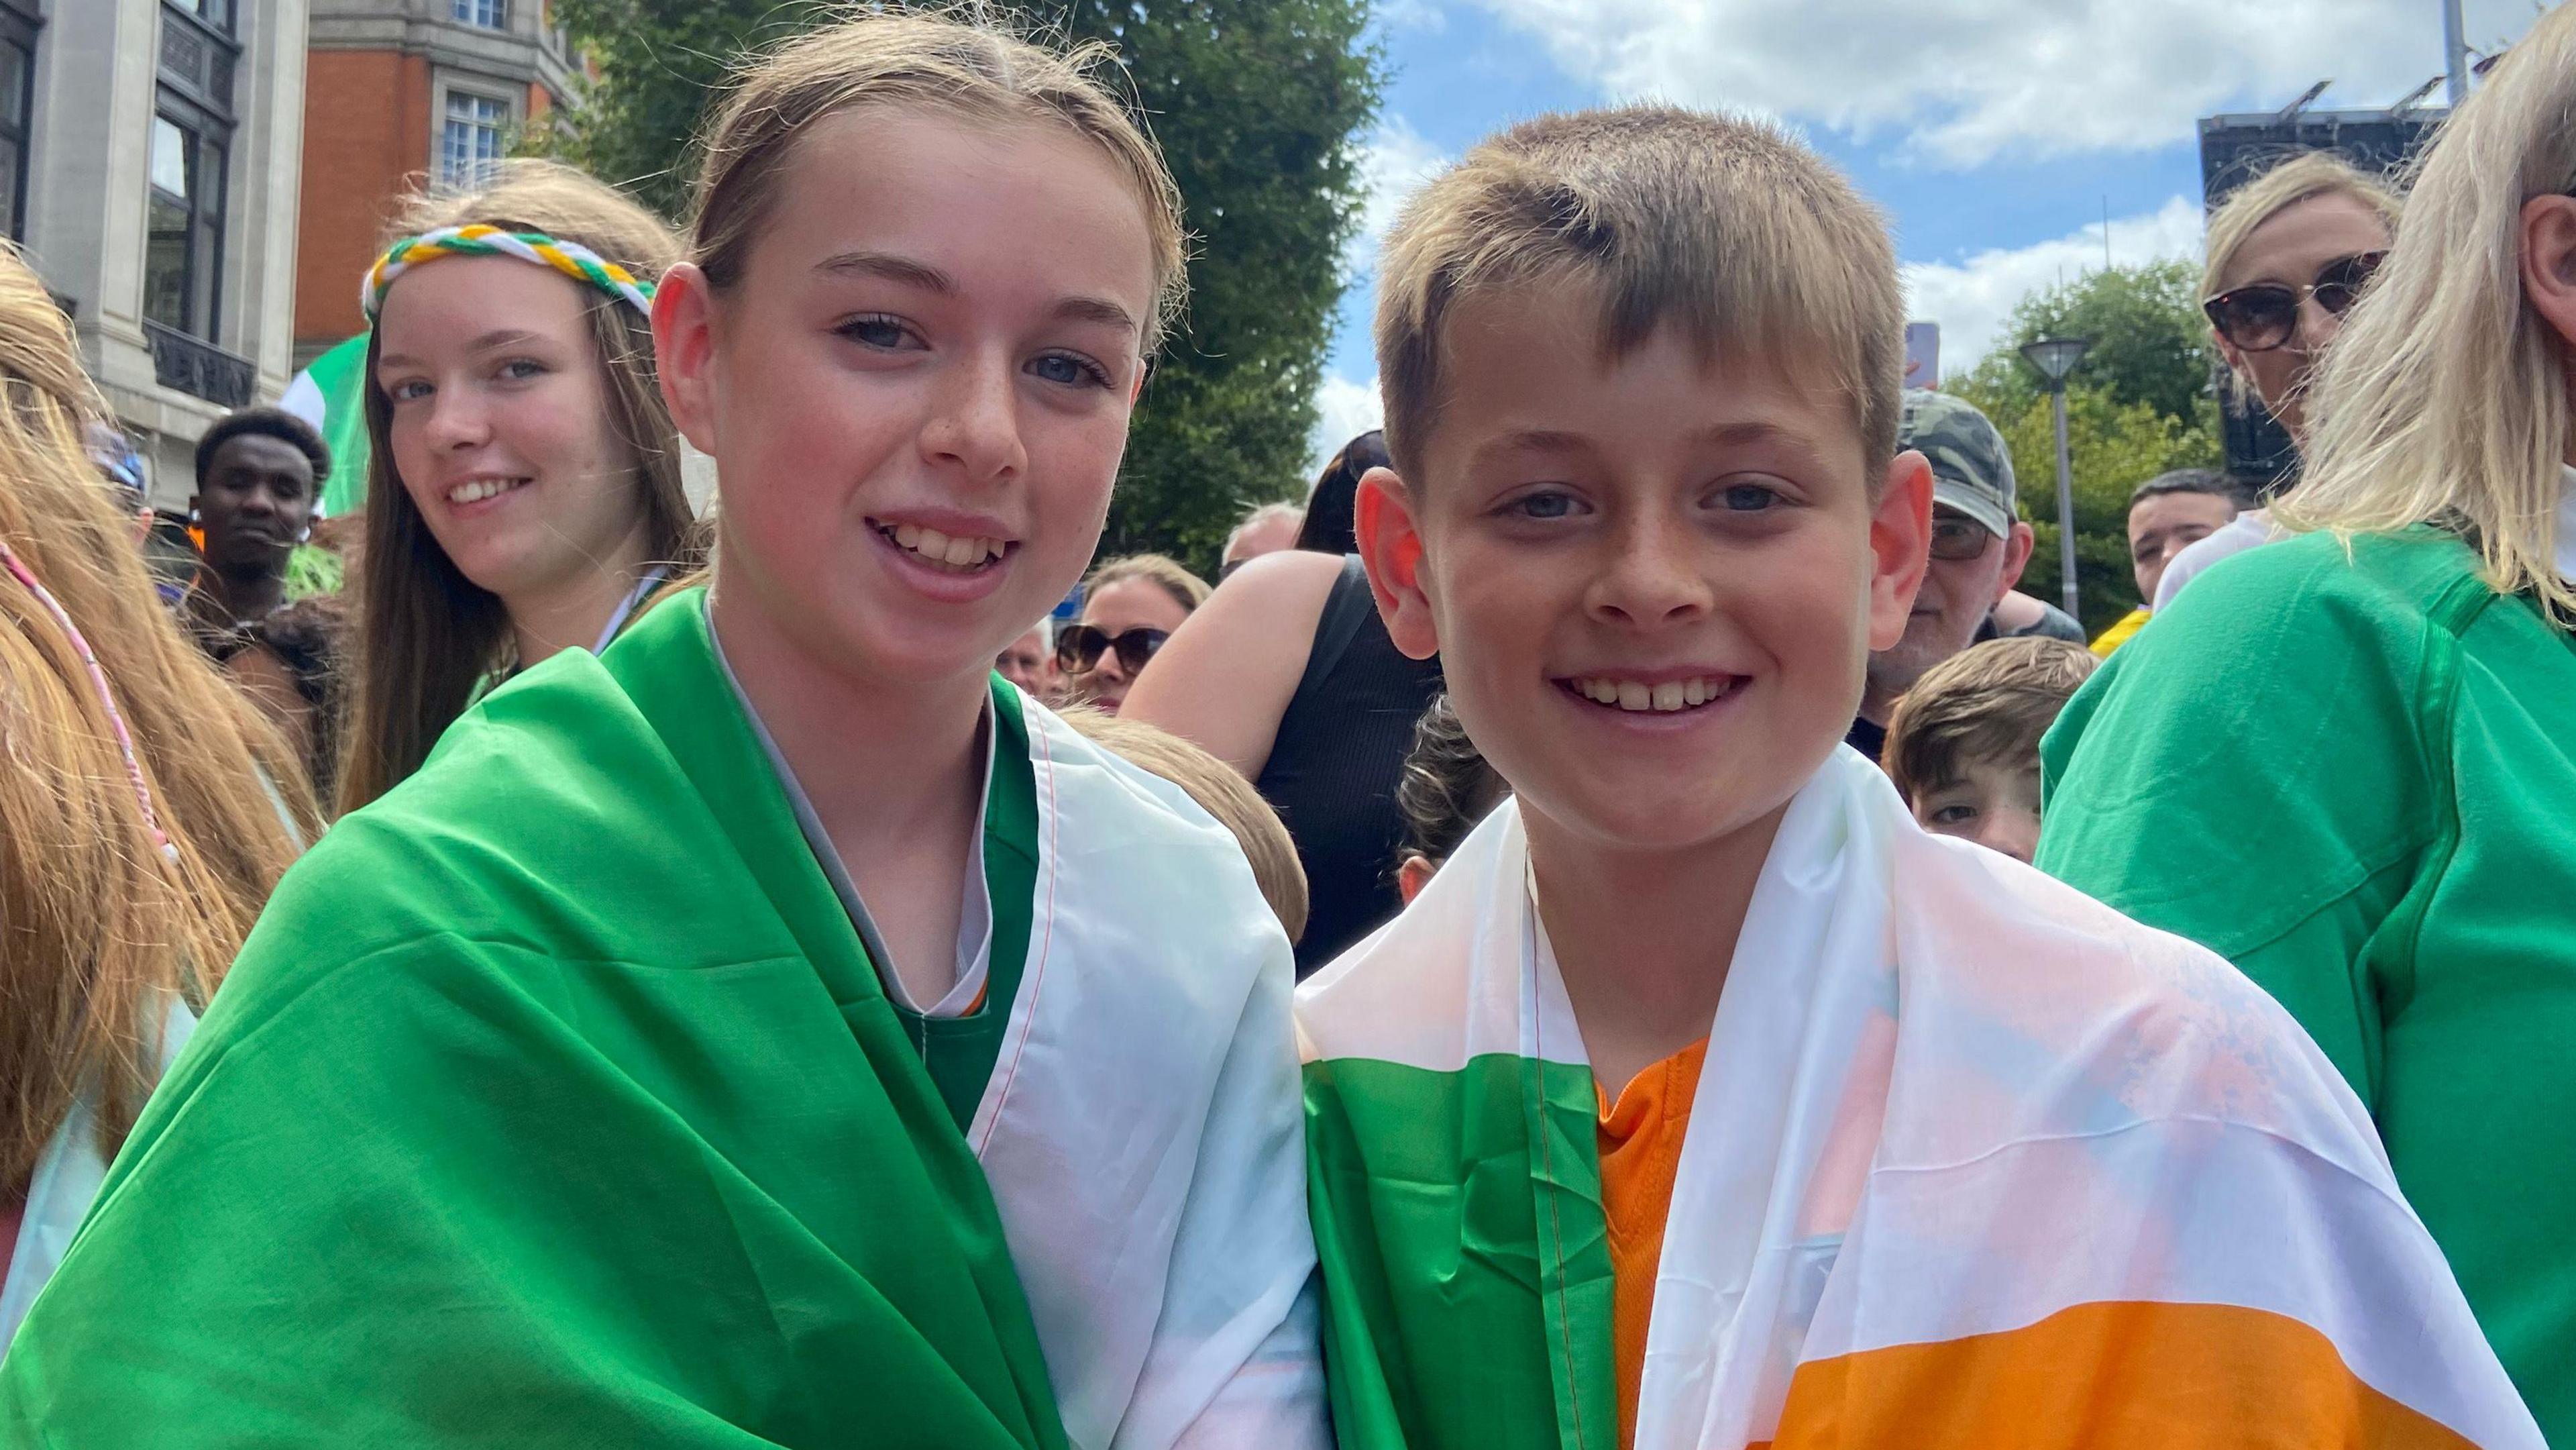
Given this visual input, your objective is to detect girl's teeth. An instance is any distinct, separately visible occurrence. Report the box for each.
[882,522,1004,571]
[449,478,523,505]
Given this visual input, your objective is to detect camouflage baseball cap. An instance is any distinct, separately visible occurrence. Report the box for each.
[1897,389,2017,539]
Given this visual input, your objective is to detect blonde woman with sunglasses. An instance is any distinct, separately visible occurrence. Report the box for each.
[1058,552,1207,714]
[2042,11,2576,1434]
[2154,152,2400,611]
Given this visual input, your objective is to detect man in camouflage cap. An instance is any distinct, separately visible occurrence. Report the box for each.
[1845,389,2037,761]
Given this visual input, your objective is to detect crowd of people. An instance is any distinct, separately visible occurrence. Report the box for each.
[0,4,2569,1446]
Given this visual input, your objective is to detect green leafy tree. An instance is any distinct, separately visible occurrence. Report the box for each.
[1939,258,2225,635]
[1957,260,2222,438]
[1947,376,2220,633]
[541,0,1381,576]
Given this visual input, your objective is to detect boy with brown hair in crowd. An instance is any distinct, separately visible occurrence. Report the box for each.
[1293,104,2540,1449]
[1882,635,2096,864]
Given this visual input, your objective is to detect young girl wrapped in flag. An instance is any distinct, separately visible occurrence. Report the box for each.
[1295,106,2544,1448]
[0,15,1323,1447]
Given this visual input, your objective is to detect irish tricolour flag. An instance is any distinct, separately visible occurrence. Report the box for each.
[1297,748,2542,1449]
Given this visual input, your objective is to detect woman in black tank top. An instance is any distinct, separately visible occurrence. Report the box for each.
[1123,431,1444,974]
[1255,556,1443,973]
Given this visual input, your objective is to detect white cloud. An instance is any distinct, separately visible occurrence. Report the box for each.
[1376,0,1448,32]
[1902,194,2204,374]
[1464,0,2542,166]
[1346,114,1450,280]
[1310,372,1385,472]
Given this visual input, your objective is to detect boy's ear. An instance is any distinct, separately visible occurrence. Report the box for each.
[651,262,722,456]
[1355,465,1440,662]
[1396,853,1436,905]
[1868,450,1935,652]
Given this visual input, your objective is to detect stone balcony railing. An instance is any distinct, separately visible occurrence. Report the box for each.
[144,320,256,409]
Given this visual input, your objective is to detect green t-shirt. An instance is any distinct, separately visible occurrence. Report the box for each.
[2039,527,2576,1437]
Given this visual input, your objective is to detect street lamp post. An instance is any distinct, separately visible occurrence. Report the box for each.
[2019,335,2092,623]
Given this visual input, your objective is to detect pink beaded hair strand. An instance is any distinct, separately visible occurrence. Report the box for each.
[0,537,178,865]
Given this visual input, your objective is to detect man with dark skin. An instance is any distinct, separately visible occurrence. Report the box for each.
[184,408,325,640]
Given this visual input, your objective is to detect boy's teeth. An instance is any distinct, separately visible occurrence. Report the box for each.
[1574,676,1733,713]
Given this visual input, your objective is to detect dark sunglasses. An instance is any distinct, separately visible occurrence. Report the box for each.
[2202,250,2386,354]
[1055,623,1169,675]
[1927,513,1997,562]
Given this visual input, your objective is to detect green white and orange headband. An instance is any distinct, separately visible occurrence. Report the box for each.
[362,223,655,322]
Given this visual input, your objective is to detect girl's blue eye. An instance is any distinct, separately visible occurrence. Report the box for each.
[386,379,431,403]
[842,317,910,349]
[1029,353,1110,389]
[498,359,545,382]
[1719,482,1780,511]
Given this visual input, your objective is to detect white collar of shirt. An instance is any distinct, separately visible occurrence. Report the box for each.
[706,596,998,1018]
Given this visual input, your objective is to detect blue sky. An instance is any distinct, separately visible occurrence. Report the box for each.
[1310,0,2551,464]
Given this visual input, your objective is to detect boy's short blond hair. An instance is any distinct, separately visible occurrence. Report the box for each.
[1373,105,1904,484]
[1884,637,2098,806]
[1056,707,1309,943]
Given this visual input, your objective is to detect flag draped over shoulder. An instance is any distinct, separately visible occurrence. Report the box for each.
[0,590,1322,1449]
[1297,747,2543,1450]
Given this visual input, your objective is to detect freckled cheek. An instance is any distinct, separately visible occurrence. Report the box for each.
[1426,553,1550,662]
[1029,416,1127,523]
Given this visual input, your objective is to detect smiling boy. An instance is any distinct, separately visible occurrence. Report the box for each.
[1293,107,2541,1449]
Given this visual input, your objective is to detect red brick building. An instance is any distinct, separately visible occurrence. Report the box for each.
[293,0,577,364]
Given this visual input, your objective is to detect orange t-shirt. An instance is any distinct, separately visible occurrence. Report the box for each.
[1596,1039,1708,1450]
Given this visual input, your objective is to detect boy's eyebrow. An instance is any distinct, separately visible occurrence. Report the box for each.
[1471,428,1591,462]
[1469,419,1826,463]
[815,250,957,293]
[1692,420,1807,448]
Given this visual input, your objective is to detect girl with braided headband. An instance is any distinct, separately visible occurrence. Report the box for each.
[336,158,703,813]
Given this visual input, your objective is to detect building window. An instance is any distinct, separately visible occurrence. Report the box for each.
[451,0,506,28]
[170,0,233,34]
[0,3,34,242]
[144,111,225,338]
[148,1,236,344]
[439,91,509,188]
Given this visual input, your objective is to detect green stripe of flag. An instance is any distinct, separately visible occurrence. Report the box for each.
[1304,1053,1614,1450]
